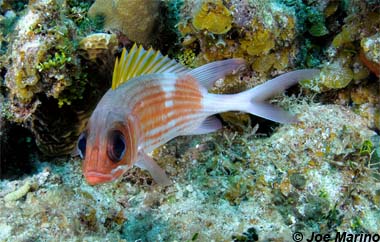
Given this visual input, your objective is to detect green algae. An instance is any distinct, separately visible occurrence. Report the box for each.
[36,51,72,72]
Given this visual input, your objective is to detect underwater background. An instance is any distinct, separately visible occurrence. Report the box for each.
[0,0,379,241]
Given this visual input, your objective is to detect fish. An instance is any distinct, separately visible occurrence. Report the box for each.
[78,44,319,186]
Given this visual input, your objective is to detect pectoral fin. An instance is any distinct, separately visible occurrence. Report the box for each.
[135,151,172,186]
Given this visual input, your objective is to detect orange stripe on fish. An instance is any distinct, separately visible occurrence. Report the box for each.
[137,77,200,116]
[139,77,203,145]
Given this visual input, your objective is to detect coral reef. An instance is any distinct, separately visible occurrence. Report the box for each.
[290,0,380,134]
[1,0,380,241]
[179,0,297,66]
[301,1,379,90]
[175,0,301,103]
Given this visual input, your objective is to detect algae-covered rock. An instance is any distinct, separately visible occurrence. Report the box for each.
[361,33,380,65]
[79,33,118,61]
[320,60,353,89]
[2,0,109,155]
[360,33,380,77]
[5,0,87,110]
[88,0,159,45]
[332,24,358,48]
[375,110,380,131]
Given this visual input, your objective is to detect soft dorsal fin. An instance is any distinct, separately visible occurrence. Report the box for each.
[112,44,187,89]
[186,58,246,89]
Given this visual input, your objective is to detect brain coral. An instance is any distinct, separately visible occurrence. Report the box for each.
[88,0,159,45]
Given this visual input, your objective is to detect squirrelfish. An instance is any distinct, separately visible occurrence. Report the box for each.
[78,44,318,185]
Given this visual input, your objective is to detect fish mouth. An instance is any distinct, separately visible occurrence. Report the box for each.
[84,171,115,185]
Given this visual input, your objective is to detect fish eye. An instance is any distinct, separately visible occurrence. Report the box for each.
[107,130,126,163]
[77,132,87,159]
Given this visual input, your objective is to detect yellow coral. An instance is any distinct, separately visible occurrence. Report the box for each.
[352,57,370,81]
[251,53,276,73]
[88,0,159,44]
[324,1,339,17]
[251,49,292,73]
[273,48,292,70]
[240,26,275,56]
[332,24,358,48]
[320,60,353,89]
[178,21,193,36]
[192,0,232,34]
[199,39,245,63]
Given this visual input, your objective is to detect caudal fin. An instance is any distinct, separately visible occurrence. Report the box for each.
[203,69,320,124]
[243,101,299,123]
[249,69,320,101]
[238,69,320,123]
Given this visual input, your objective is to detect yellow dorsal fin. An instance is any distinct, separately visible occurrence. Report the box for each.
[111,44,187,90]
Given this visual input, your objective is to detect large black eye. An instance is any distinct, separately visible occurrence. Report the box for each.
[107,130,126,163]
[77,132,87,159]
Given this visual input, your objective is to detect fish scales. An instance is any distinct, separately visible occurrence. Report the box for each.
[132,75,204,151]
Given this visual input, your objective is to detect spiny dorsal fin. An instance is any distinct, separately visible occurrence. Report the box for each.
[112,44,187,89]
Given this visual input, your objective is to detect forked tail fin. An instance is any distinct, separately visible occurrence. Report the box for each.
[247,69,320,102]
[202,69,320,123]
[235,69,320,123]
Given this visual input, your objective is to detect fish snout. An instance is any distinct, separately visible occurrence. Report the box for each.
[84,171,114,185]
[82,147,110,185]
[83,147,128,185]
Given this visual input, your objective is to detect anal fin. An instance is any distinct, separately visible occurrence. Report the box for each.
[135,151,172,186]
